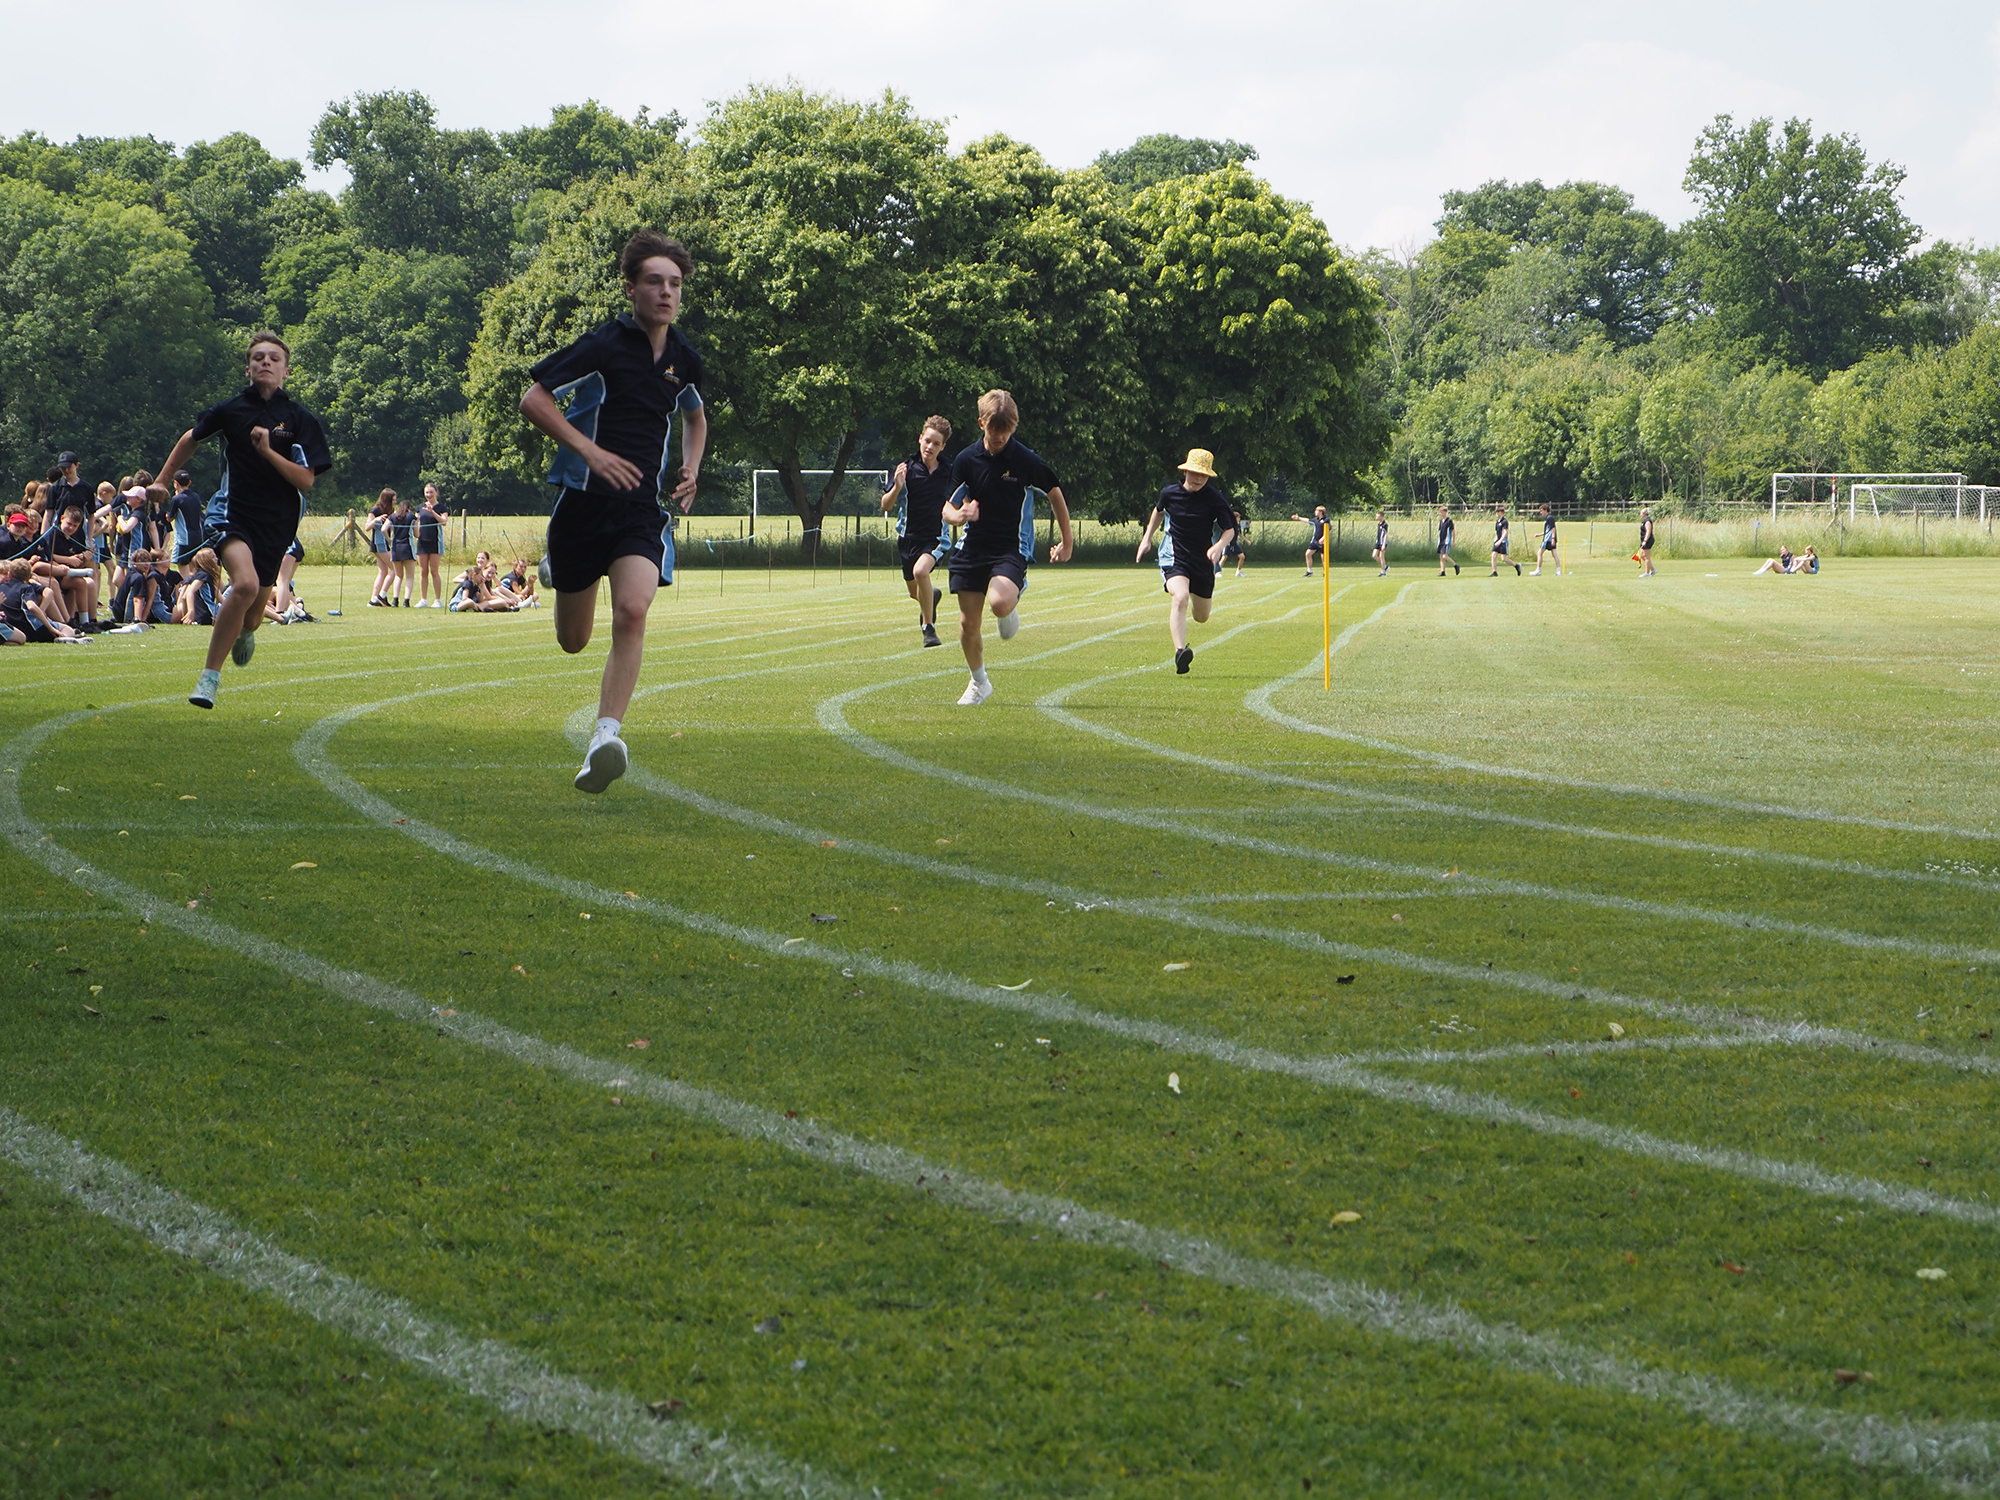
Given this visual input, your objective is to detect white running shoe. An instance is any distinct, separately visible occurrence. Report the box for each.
[189,668,220,709]
[957,677,993,706]
[996,609,1019,640]
[574,733,629,794]
[1530,568,1542,576]
[538,555,555,590]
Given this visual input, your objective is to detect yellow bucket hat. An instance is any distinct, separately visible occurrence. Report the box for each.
[1180,448,1218,478]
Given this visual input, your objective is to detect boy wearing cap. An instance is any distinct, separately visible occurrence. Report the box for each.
[518,230,707,792]
[1137,450,1237,674]
[152,330,332,707]
[940,389,1074,706]
[47,452,91,520]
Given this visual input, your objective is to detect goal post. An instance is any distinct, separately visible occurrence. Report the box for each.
[1848,482,2000,523]
[1768,472,1963,520]
[750,469,891,537]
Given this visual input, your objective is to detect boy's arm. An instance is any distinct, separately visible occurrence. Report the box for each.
[520,382,646,493]
[880,463,907,513]
[669,406,706,512]
[1136,506,1162,560]
[250,428,317,491]
[155,430,198,489]
[941,483,977,526]
[1046,486,1074,564]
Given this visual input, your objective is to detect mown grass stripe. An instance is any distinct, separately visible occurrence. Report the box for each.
[0,1109,870,1499]
[3,791,1995,1494]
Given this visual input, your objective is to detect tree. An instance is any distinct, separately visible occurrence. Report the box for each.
[289,249,481,494]
[0,179,227,483]
[1127,166,1387,511]
[159,133,308,325]
[311,92,522,285]
[1680,115,1926,374]
[1094,134,1256,199]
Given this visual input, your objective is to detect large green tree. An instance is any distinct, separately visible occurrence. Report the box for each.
[0,178,227,484]
[1094,134,1256,200]
[1680,115,1929,374]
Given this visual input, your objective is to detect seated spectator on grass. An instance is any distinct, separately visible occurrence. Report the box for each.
[112,548,172,624]
[45,507,99,627]
[1753,543,1819,576]
[496,556,539,607]
[0,558,85,642]
[172,548,223,625]
[1797,545,1819,573]
[450,561,516,612]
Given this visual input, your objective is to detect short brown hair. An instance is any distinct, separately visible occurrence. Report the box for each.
[2,558,30,581]
[977,390,1019,432]
[145,484,169,506]
[621,231,692,284]
[247,329,290,361]
[921,415,953,444]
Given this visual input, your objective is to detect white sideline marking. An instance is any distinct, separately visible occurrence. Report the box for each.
[823,657,2000,972]
[0,1109,867,1499]
[1347,1034,1780,1067]
[282,699,2000,1227]
[2,844,1994,1492]
[1166,889,1450,905]
[1244,594,2000,846]
[1043,670,2000,896]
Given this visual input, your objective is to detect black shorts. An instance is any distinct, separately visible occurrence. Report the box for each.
[1162,560,1216,600]
[1542,534,1558,552]
[947,553,1026,597]
[899,535,947,582]
[219,505,302,589]
[546,488,675,594]
[1437,537,1453,554]
[1493,540,1509,555]
[1222,537,1244,556]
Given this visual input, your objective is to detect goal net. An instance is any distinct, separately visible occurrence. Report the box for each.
[1847,482,2000,522]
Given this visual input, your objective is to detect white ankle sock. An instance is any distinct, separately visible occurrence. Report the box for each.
[594,716,621,742]
[970,667,989,688]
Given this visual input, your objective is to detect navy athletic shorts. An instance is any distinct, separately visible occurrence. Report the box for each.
[219,505,302,589]
[899,535,948,582]
[947,553,1026,597]
[545,488,675,594]
[1162,559,1216,600]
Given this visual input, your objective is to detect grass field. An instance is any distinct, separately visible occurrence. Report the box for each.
[4,551,1997,1497]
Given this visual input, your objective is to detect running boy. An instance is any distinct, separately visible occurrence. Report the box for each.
[939,389,1073,706]
[1371,510,1390,576]
[1136,448,1236,675]
[151,330,331,707]
[1490,505,1520,576]
[1532,503,1559,575]
[1292,505,1328,575]
[518,229,707,792]
[880,414,955,647]
[1436,504,1459,575]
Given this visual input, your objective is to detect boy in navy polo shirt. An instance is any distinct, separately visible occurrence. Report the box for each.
[1436,505,1459,576]
[940,390,1074,706]
[1136,449,1237,674]
[1532,503,1560,576]
[880,414,956,647]
[1489,505,1520,576]
[152,331,332,707]
[519,230,708,792]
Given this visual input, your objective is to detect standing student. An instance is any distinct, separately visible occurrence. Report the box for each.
[1490,505,1520,576]
[166,470,206,564]
[150,329,332,708]
[365,492,395,604]
[1135,448,1236,675]
[1637,507,1657,576]
[46,452,91,521]
[517,229,707,793]
[1222,505,1248,575]
[880,415,955,647]
[386,495,417,605]
[1291,505,1328,575]
[415,485,446,607]
[1436,505,1459,575]
[1371,510,1390,576]
[939,389,1074,706]
[1533,503,1560,576]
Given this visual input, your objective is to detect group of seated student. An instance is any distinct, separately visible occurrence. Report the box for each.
[449,551,540,612]
[1752,543,1820,576]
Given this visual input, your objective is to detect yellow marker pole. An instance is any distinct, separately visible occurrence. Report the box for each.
[1322,531,1332,688]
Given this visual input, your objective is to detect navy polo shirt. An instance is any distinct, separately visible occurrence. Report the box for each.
[895,451,958,547]
[948,437,1060,563]
[529,313,705,507]
[168,488,205,550]
[191,385,332,522]
[1154,482,1236,570]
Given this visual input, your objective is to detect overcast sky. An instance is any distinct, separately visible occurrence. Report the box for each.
[8,1,1998,249]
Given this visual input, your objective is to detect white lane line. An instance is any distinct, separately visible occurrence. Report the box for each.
[2,837,1992,1492]
[822,655,2000,971]
[284,700,2000,1228]
[1243,600,2000,846]
[1167,890,1452,905]
[0,1109,870,1499]
[1347,1034,1782,1067]
[1042,670,2000,897]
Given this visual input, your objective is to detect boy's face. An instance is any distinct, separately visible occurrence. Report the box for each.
[246,341,289,391]
[979,415,1014,454]
[918,428,945,463]
[625,257,685,327]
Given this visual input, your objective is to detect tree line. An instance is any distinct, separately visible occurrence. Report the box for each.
[1,90,1992,530]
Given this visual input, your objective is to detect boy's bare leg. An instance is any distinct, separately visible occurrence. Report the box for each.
[595,553,659,723]
[957,589,985,673]
[206,539,267,672]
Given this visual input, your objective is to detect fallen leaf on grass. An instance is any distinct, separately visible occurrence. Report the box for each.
[782,937,804,947]
[1606,1021,1626,1039]
[178,794,196,801]
[117,830,129,837]
[670,731,684,739]
[1568,1086,1583,1098]
[818,840,836,848]
[1624,1250,1638,1266]
[1390,913,1404,923]
[1335,974,1355,985]
[1162,961,1190,972]
[1722,1260,1747,1276]
[809,913,838,923]
[290,861,316,870]
[624,891,638,899]
[646,1399,684,1418]
[88,985,103,995]
[82,1006,99,1017]
[1918,1157,1932,1169]
[579,912,591,921]
[996,978,1033,991]
[1833,1369,1875,1385]
[1330,1211,1362,1225]
[1916,1267,1947,1281]
[935,838,954,846]
[66,965,87,975]
[392,817,408,826]
[1167,1072,1182,1094]
[186,899,198,909]
[754,1316,782,1335]
[512,964,529,978]
[628,1039,650,1049]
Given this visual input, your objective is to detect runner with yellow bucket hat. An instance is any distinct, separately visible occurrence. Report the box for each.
[1135,448,1238,675]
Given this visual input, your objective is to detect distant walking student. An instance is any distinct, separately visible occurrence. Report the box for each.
[1491,505,1520,576]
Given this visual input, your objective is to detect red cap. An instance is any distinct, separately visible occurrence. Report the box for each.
[5,512,30,526]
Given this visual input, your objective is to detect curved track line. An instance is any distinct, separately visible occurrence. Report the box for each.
[1244,598,2000,845]
[0,1110,865,1499]
[284,691,2000,1224]
[6,785,1992,1492]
